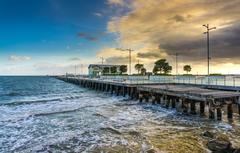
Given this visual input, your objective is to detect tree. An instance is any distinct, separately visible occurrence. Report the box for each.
[135,64,144,74]
[140,67,147,75]
[152,59,172,74]
[119,65,127,74]
[110,66,117,74]
[102,67,110,75]
[183,65,191,74]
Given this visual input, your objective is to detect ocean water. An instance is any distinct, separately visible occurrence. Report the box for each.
[0,76,240,153]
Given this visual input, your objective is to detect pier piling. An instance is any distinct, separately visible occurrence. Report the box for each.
[200,102,205,116]
[145,93,149,102]
[190,101,197,115]
[238,97,240,115]
[139,92,143,103]
[209,100,215,119]
[217,108,222,120]
[156,95,161,104]
[152,94,156,104]
[165,96,170,108]
[171,98,176,108]
[182,98,188,114]
[227,103,233,119]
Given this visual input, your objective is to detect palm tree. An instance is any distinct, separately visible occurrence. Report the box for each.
[140,67,147,75]
[135,64,144,74]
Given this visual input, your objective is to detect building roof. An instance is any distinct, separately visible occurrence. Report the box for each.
[88,64,126,68]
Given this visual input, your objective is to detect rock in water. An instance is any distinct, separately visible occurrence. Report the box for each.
[146,148,157,153]
[202,131,215,139]
[207,139,232,152]
[233,148,240,153]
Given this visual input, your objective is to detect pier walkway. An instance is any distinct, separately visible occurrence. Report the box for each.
[56,76,240,121]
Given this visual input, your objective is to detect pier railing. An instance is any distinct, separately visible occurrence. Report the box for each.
[64,75,240,88]
[99,75,240,87]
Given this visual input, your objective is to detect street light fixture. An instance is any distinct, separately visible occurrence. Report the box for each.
[202,24,216,84]
[116,48,134,75]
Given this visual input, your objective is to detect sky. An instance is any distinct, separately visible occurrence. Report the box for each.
[0,0,240,75]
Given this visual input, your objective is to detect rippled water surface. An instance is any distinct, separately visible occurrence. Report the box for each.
[0,76,239,153]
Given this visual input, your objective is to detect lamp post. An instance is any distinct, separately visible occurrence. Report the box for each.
[116,48,134,75]
[100,57,104,65]
[175,53,179,75]
[203,24,216,84]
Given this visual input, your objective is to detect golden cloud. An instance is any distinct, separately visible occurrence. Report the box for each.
[101,0,240,74]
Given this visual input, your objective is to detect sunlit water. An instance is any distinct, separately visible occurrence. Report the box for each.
[0,76,239,153]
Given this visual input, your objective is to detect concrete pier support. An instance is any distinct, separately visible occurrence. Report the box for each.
[238,104,240,116]
[190,101,197,115]
[95,83,98,91]
[101,83,104,91]
[176,98,182,112]
[129,87,133,99]
[227,103,233,119]
[145,93,149,102]
[200,102,205,116]
[165,96,170,108]
[139,92,143,103]
[156,95,161,104]
[132,88,138,100]
[238,97,240,115]
[182,99,188,114]
[122,86,126,97]
[171,98,176,108]
[208,100,215,119]
[160,96,164,105]
[116,86,120,96]
[127,87,130,97]
[110,85,113,94]
[216,108,222,120]
[151,94,156,104]
[98,83,101,91]
[105,84,108,92]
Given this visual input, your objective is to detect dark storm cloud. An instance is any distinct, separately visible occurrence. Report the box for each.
[170,15,186,22]
[137,51,163,59]
[158,22,240,63]
[105,56,129,64]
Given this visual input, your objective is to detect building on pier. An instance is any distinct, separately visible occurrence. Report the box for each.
[88,64,127,77]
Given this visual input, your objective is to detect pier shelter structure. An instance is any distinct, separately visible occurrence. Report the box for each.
[88,64,126,77]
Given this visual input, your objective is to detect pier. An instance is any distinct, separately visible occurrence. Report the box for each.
[56,76,240,121]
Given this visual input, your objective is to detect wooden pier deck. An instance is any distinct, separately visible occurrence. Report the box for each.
[56,76,240,121]
[138,84,240,100]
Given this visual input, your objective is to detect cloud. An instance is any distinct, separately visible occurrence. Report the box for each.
[69,57,81,61]
[105,56,129,64]
[77,32,98,41]
[33,62,89,75]
[93,12,102,17]
[8,55,31,62]
[107,0,125,6]
[104,0,240,74]
[159,23,240,63]
[137,51,165,59]
[169,15,187,22]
